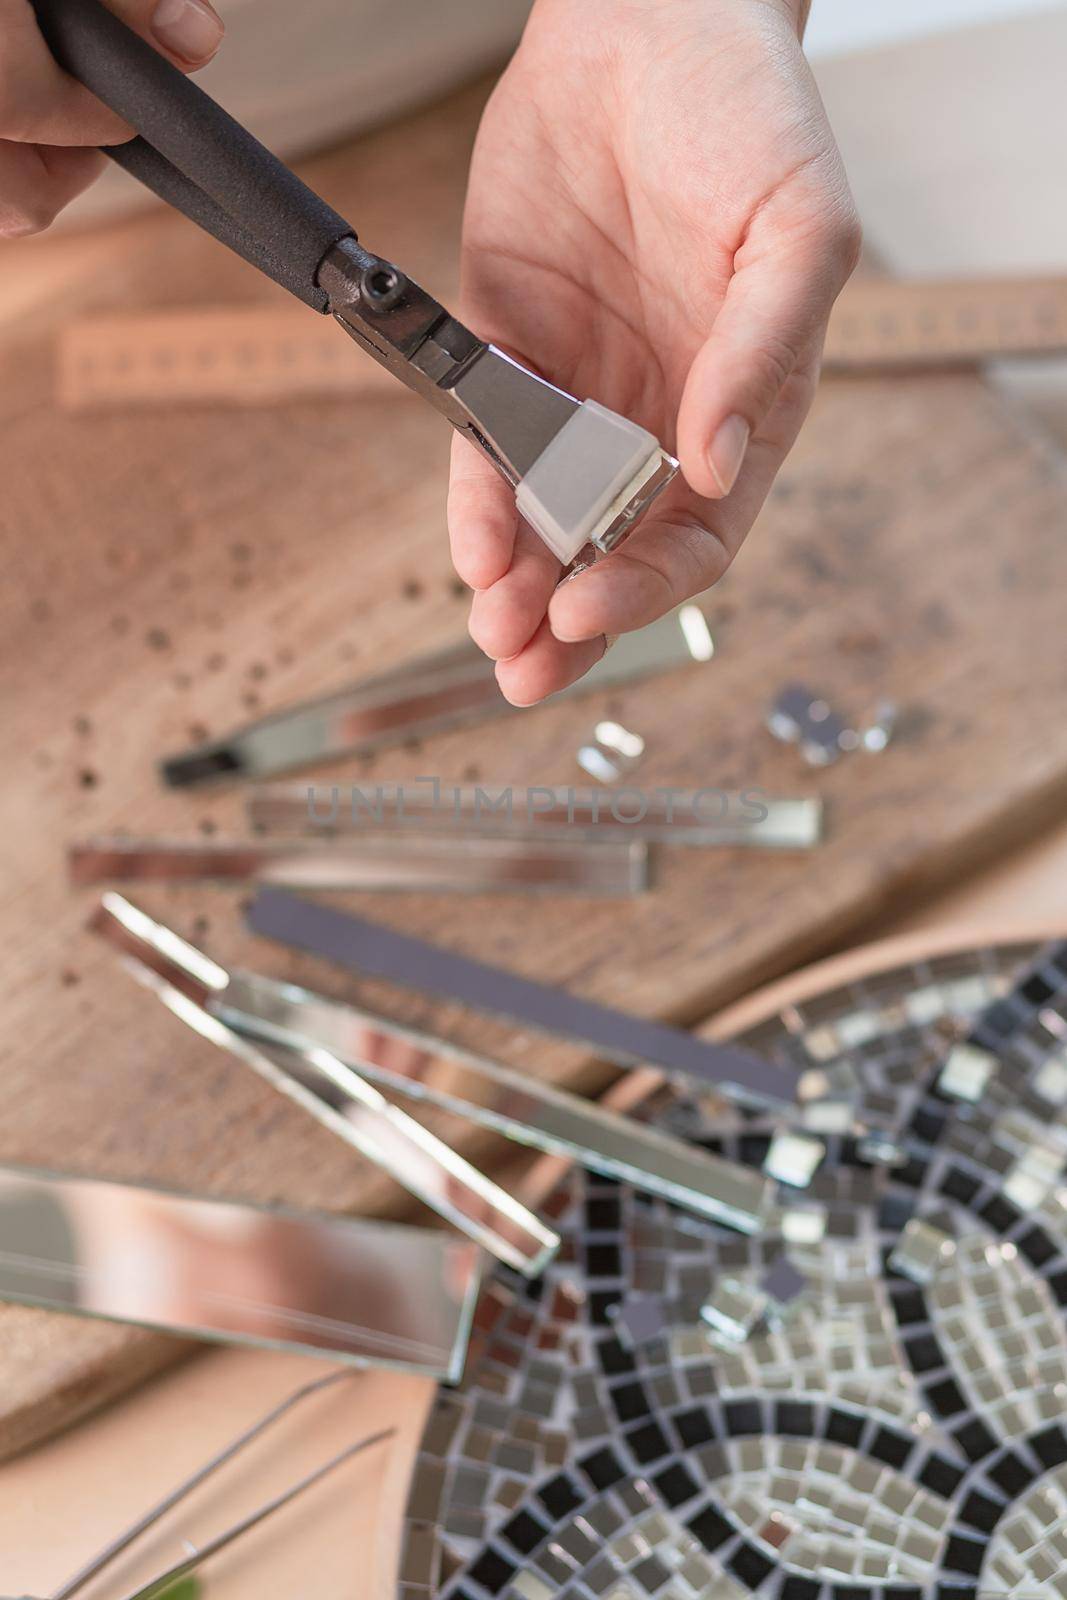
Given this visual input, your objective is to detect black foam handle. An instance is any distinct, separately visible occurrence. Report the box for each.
[32,0,355,310]
[108,136,328,306]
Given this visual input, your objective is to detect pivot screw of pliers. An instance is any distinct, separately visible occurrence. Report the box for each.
[360,262,406,311]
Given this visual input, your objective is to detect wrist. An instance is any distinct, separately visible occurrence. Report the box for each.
[768,0,812,37]
[752,0,812,37]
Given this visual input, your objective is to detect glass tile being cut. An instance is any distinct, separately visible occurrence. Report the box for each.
[401,934,1067,1597]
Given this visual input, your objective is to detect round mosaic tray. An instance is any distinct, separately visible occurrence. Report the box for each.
[400,933,1067,1600]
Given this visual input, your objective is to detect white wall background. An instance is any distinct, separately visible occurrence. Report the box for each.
[805,0,1063,56]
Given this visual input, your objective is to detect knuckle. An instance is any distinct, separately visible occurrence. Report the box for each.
[833,205,864,278]
[815,192,863,280]
[669,522,732,602]
[0,210,47,238]
[754,332,802,401]
[0,198,57,238]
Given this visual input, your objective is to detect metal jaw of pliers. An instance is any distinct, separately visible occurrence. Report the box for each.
[319,239,679,565]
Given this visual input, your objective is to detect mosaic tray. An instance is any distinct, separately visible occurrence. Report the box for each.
[400,936,1067,1600]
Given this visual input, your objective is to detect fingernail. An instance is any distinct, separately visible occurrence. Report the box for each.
[707,414,750,497]
[152,0,224,63]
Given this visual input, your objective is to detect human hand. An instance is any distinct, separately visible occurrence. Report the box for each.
[0,0,223,237]
[449,0,860,704]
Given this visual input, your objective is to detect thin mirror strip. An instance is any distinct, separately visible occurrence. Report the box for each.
[0,1164,481,1377]
[70,835,648,896]
[213,972,772,1235]
[245,889,796,1109]
[136,970,560,1278]
[248,786,822,850]
[90,897,559,1276]
[159,608,712,790]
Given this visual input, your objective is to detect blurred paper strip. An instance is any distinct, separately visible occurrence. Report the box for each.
[214,972,772,1234]
[249,784,822,849]
[0,1164,480,1377]
[160,608,713,789]
[70,834,648,896]
[90,895,559,1276]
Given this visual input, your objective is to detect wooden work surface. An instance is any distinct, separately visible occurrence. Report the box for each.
[2,74,1067,1459]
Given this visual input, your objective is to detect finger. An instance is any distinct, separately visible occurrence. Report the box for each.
[468,520,561,662]
[447,434,518,591]
[120,0,224,67]
[548,509,731,642]
[550,356,821,641]
[0,140,105,235]
[495,619,606,708]
[677,199,861,500]
[0,0,224,148]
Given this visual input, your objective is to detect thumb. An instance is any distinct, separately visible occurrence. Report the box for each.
[117,0,225,71]
[676,206,861,500]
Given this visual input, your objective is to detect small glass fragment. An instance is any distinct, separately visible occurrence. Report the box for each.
[701,1279,768,1346]
[610,1295,667,1350]
[764,1131,825,1189]
[888,1218,956,1285]
[937,1042,997,1102]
